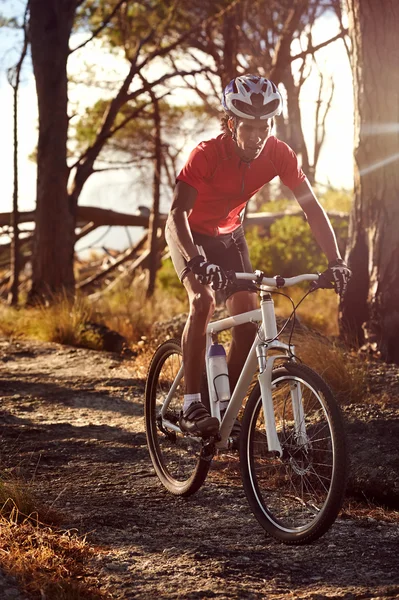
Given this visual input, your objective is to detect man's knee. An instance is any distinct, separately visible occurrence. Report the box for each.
[190,289,215,321]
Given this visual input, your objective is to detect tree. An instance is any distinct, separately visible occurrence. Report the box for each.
[18,0,349,300]
[27,0,229,301]
[29,0,77,299]
[5,6,29,306]
[340,0,399,364]
[175,0,347,191]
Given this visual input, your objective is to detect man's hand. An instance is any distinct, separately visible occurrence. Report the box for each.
[187,255,228,291]
[328,259,352,297]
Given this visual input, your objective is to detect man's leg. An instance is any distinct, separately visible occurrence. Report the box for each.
[181,272,215,392]
[179,272,219,435]
[226,290,258,392]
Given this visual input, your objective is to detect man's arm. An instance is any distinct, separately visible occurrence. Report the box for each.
[292,179,342,263]
[166,180,200,261]
[166,180,228,290]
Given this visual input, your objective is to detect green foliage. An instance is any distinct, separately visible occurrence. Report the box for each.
[257,188,353,215]
[318,187,353,213]
[246,213,348,278]
[255,197,295,214]
[74,0,192,56]
[73,97,153,155]
[72,98,209,161]
[246,188,351,277]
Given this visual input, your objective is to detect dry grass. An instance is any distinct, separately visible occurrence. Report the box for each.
[0,477,108,600]
[275,286,340,336]
[290,330,369,405]
[92,276,188,343]
[0,477,60,526]
[0,278,188,350]
[341,499,399,523]
[0,295,103,350]
[0,517,108,599]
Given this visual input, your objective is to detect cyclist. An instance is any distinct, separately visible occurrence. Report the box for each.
[165,74,351,437]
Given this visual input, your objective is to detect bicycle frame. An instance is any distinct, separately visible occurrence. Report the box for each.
[206,294,292,454]
[159,271,320,455]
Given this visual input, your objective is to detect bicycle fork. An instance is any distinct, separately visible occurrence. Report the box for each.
[257,344,284,457]
[257,346,309,457]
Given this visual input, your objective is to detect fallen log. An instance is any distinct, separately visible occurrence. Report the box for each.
[0,207,346,230]
[0,207,167,228]
[76,232,148,290]
[88,249,151,301]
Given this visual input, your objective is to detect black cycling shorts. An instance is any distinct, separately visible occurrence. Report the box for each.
[166,225,256,300]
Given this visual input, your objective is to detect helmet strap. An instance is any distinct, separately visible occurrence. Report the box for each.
[228,116,239,143]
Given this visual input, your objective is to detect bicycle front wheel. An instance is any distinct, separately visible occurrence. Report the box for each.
[240,362,347,544]
[145,339,211,496]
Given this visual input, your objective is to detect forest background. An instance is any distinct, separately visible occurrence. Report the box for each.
[0,2,398,596]
[0,0,398,365]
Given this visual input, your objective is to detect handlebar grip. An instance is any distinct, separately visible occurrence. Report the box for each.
[311,270,335,291]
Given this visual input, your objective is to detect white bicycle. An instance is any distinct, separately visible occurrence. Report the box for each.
[145,270,347,545]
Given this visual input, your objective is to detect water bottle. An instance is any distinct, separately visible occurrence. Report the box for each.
[208,342,231,405]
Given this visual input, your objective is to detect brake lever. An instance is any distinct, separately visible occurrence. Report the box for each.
[310,270,335,291]
[226,270,237,285]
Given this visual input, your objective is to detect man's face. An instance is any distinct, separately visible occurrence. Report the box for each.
[229,118,272,161]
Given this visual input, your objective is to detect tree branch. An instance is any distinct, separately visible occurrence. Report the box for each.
[70,0,127,53]
[290,29,348,63]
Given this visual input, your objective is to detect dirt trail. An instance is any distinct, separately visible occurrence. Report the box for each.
[0,337,398,600]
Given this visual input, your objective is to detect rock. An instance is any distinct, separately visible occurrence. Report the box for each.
[80,321,127,353]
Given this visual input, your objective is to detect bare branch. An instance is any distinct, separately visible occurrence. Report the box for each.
[314,76,335,167]
[290,29,349,63]
[270,0,310,82]
[70,0,127,53]
[125,66,213,100]
[330,0,352,65]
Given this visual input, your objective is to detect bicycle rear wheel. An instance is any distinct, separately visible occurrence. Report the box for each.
[145,339,211,496]
[240,362,347,544]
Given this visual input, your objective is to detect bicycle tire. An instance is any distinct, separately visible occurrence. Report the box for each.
[240,362,347,544]
[145,339,211,496]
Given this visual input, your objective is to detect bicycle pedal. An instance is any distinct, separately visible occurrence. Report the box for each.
[200,437,218,461]
[227,437,239,452]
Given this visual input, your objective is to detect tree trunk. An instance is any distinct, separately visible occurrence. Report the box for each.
[281,68,311,177]
[28,0,76,302]
[8,76,21,307]
[341,0,399,363]
[7,12,29,306]
[222,3,241,86]
[146,93,162,298]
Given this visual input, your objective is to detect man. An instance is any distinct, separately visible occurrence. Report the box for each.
[165,74,351,437]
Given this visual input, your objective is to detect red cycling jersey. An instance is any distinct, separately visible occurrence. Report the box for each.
[177,133,306,236]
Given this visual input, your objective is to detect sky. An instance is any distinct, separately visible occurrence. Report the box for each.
[0,5,354,253]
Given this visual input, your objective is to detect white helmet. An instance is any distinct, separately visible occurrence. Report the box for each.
[222,75,283,120]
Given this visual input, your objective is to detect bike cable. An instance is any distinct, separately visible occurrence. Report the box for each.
[256,287,315,359]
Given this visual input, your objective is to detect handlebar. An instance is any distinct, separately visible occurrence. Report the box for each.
[230,270,333,290]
